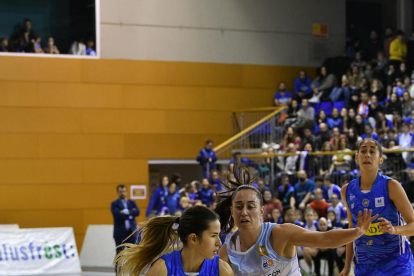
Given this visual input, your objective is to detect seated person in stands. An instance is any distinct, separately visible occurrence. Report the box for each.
[283,143,299,174]
[404,109,414,125]
[392,78,405,97]
[370,78,386,102]
[197,178,214,207]
[278,174,295,210]
[319,141,335,176]
[209,169,221,191]
[291,170,316,211]
[302,127,320,151]
[327,108,343,132]
[296,142,320,179]
[402,91,414,120]
[368,95,384,125]
[285,99,300,126]
[280,126,301,151]
[398,122,414,164]
[31,34,44,53]
[310,66,337,103]
[300,208,319,275]
[316,122,333,147]
[385,92,401,115]
[403,168,414,203]
[292,99,315,131]
[0,38,8,52]
[263,190,282,222]
[361,123,379,141]
[314,176,329,201]
[308,188,330,218]
[166,182,181,214]
[69,38,86,55]
[374,111,393,134]
[86,38,97,56]
[329,127,346,150]
[357,91,370,119]
[294,70,312,102]
[382,139,407,173]
[346,127,360,150]
[270,208,283,224]
[327,194,347,223]
[330,137,353,174]
[283,208,304,226]
[44,37,59,54]
[274,81,292,106]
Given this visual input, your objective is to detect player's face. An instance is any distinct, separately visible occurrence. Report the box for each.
[356,140,384,170]
[231,189,264,230]
[197,219,221,259]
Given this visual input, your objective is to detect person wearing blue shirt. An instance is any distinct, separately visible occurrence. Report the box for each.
[86,38,96,56]
[323,174,342,201]
[294,70,312,102]
[361,124,379,141]
[197,178,215,207]
[209,169,222,192]
[327,194,347,222]
[166,182,181,214]
[327,108,344,132]
[292,170,317,210]
[314,176,330,201]
[196,139,217,178]
[145,175,169,218]
[274,81,293,106]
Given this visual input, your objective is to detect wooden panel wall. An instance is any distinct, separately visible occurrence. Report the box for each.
[0,56,315,251]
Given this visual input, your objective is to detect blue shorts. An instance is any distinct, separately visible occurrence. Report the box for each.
[355,251,414,276]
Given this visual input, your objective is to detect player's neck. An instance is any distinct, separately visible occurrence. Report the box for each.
[238,223,262,251]
[360,170,378,190]
[180,247,204,273]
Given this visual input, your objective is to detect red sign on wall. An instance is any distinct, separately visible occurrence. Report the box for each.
[313,23,328,38]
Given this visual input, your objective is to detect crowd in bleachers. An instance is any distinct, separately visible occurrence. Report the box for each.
[0,18,96,56]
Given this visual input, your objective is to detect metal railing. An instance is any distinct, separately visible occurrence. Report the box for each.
[214,106,287,160]
[236,148,414,194]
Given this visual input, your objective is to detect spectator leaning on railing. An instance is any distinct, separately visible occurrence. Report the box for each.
[196,139,217,178]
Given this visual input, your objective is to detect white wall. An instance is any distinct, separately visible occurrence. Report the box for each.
[100,0,346,67]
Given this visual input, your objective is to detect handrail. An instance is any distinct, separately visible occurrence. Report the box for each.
[214,106,287,153]
[234,106,286,112]
[239,148,414,158]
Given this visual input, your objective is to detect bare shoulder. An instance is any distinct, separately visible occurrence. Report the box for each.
[146,258,167,276]
[272,223,302,238]
[218,243,230,264]
[219,259,234,276]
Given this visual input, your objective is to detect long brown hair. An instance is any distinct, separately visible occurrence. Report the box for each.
[214,165,262,234]
[114,206,219,276]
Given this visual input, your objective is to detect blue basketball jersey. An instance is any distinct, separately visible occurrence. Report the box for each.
[346,173,412,266]
[226,222,301,276]
[160,249,220,276]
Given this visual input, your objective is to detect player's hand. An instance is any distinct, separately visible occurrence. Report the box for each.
[355,209,379,234]
[378,217,396,234]
[338,266,350,276]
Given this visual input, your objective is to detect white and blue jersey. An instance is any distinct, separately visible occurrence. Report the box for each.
[159,249,220,276]
[346,172,414,275]
[226,222,301,276]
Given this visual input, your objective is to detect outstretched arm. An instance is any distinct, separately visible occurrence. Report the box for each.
[339,184,354,276]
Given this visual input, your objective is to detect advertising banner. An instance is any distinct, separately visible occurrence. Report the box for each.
[0,227,81,275]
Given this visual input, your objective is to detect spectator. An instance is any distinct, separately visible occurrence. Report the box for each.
[44,37,59,54]
[348,108,356,127]
[364,62,374,81]
[374,111,393,133]
[327,108,343,132]
[377,129,387,146]
[373,51,388,77]
[291,170,316,210]
[352,114,365,136]
[357,91,370,119]
[404,109,414,125]
[285,99,300,126]
[316,122,332,146]
[323,174,342,201]
[366,31,383,61]
[393,78,405,97]
[308,188,330,218]
[69,38,86,55]
[395,62,408,80]
[274,81,293,106]
[330,74,352,104]
[346,39,360,60]
[0,38,8,52]
[31,34,43,54]
[402,168,414,203]
[86,38,96,56]
[402,91,414,119]
[256,178,267,194]
[280,127,301,151]
[292,98,315,131]
[302,127,319,151]
[315,176,330,201]
[331,137,353,174]
[301,209,319,275]
[346,127,361,150]
[283,143,299,174]
[283,208,304,226]
[329,127,346,150]
[389,30,407,68]
[209,169,222,191]
[348,65,364,90]
[197,178,214,207]
[171,173,182,188]
[111,184,140,272]
[385,93,402,115]
[145,175,169,218]
[383,27,394,59]
[166,182,181,214]
[319,141,335,176]
[383,139,407,173]
[263,190,283,222]
[196,139,217,178]
[296,143,320,179]
[310,66,337,103]
[368,95,384,126]
[398,122,414,164]
[361,123,379,141]
[185,181,199,206]
[340,108,351,133]
[18,18,36,52]
[294,70,312,101]
[315,110,328,132]
[392,110,404,133]
[370,79,386,102]
[386,64,397,97]
[270,208,283,224]
[327,194,347,222]
[312,217,340,276]
[278,174,295,209]
[350,51,367,72]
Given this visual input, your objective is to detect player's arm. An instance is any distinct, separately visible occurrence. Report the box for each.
[339,184,354,276]
[219,259,234,276]
[282,209,377,249]
[218,243,231,265]
[146,258,167,276]
[381,180,414,236]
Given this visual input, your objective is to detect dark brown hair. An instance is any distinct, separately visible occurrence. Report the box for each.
[214,165,262,234]
[357,138,383,156]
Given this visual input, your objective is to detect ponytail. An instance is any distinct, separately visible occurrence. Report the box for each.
[114,216,179,276]
[215,165,261,234]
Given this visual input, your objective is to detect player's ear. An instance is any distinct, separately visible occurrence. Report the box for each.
[379,155,385,164]
[188,233,197,244]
